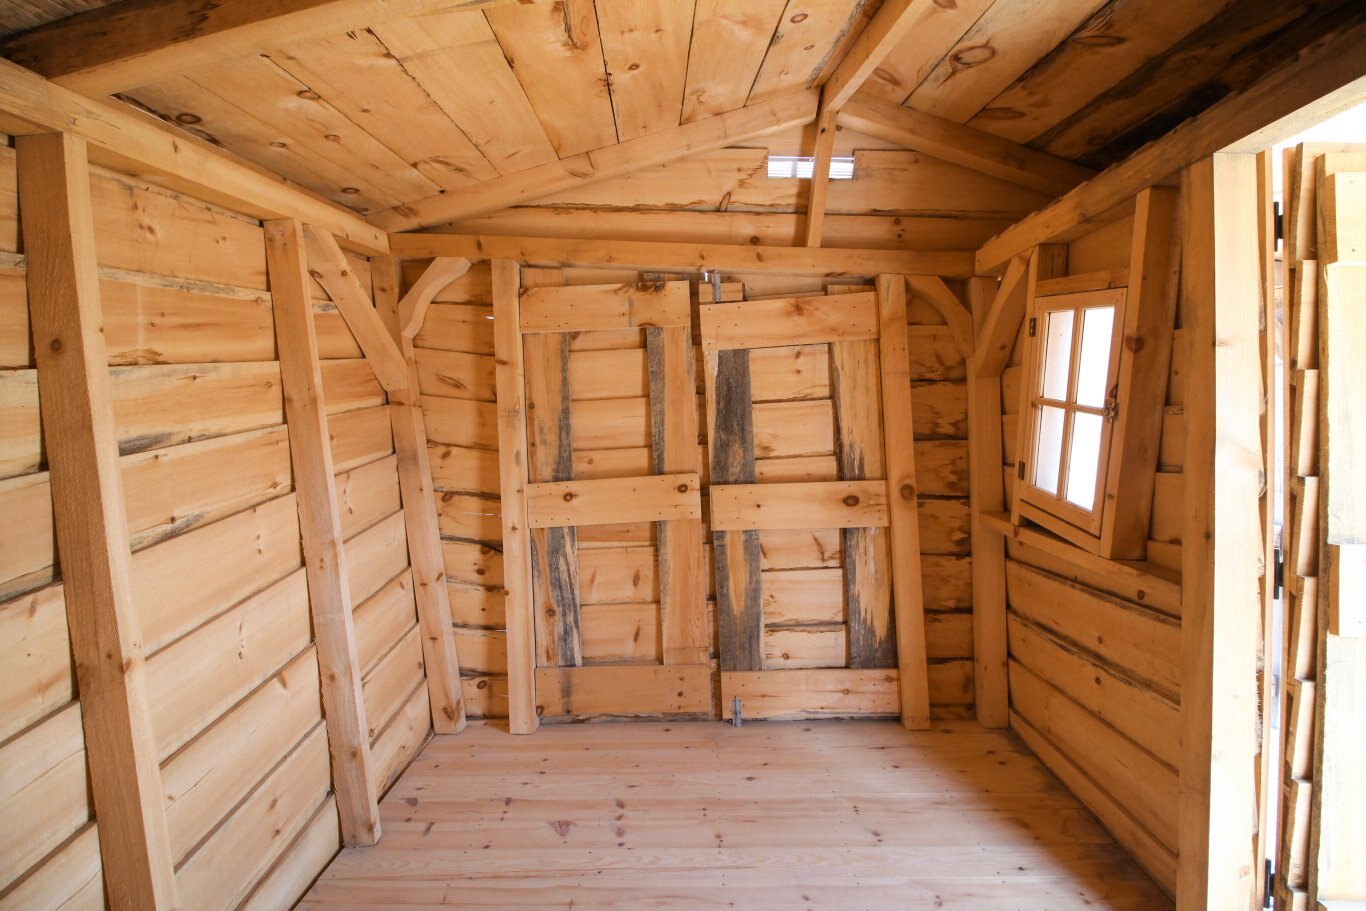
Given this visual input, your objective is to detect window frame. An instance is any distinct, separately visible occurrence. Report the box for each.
[1017,287,1128,536]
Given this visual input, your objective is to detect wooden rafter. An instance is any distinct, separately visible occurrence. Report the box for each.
[0,57,388,255]
[839,93,1096,197]
[388,233,974,278]
[1,0,526,97]
[820,0,936,111]
[372,89,820,232]
[803,99,839,248]
[976,17,1366,273]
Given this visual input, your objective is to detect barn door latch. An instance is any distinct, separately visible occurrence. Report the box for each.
[730,696,743,728]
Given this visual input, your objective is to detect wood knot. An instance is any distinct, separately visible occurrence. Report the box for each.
[843,495,860,507]
[677,483,690,493]
[899,484,915,500]
[562,492,576,501]
[49,338,62,353]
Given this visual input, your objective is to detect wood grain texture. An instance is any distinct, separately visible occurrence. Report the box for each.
[700,292,878,350]
[876,274,931,730]
[490,259,538,732]
[833,338,894,668]
[17,131,177,910]
[265,218,380,845]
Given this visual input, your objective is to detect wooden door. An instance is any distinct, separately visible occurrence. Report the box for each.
[515,274,712,719]
[701,279,931,727]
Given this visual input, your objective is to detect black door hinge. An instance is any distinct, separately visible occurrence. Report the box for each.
[1028,316,1038,337]
[1017,460,1026,480]
[1274,545,1284,600]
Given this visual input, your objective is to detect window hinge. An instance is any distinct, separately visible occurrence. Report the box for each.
[1028,317,1037,337]
[1264,860,1274,909]
[1017,460,1026,480]
[1103,399,1119,422]
[1274,546,1285,599]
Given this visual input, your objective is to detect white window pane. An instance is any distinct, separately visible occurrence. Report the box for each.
[1076,306,1116,408]
[1040,310,1074,401]
[1065,411,1104,509]
[1033,405,1066,495]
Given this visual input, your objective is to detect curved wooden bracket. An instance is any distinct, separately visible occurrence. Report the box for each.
[906,274,975,362]
[398,256,472,340]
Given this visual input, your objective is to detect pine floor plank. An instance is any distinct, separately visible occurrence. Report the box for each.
[303,721,1170,909]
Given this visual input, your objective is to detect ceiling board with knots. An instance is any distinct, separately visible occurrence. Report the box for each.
[4,0,1349,220]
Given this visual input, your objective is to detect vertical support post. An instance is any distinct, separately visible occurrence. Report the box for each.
[1176,154,1261,911]
[264,218,381,844]
[18,131,178,911]
[804,99,838,247]
[491,259,539,733]
[649,325,709,666]
[372,255,467,733]
[875,274,931,729]
[966,274,1009,727]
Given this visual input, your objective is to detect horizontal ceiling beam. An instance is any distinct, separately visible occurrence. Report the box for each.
[839,94,1096,197]
[372,89,821,233]
[976,16,1366,274]
[821,0,934,112]
[0,57,388,256]
[1,0,526,97]
[388,232,975,278]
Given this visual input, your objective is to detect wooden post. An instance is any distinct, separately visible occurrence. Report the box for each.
[17,131,178,911]
[804,99,838,247]
[491,259,539,733]
[875,274,931,729]
[1175,154,1261,911]
[966,274,1009,727]
[264,218,381,843]
[372,255,467,734]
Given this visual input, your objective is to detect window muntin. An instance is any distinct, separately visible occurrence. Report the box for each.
[1020,288,1127,533]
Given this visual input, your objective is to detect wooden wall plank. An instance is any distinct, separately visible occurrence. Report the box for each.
[832,337,894,668]
[535,665,712,718]
[709,348,763,672]
[700,293,878,350]
[527,473,702,528]
[649,324,709,666]
[17,131,177,909]
[264,218,380,845]
[720,669,900,720]
[523,329,582,669]
[710,480,889,531]
[521,280,691,332]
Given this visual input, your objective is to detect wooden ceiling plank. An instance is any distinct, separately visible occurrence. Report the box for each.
[906,0,1111,124]
[840,92,1094,196]
[963,0,1232,145]
[681,0,788,123]
[174,55,442,207]
[748,0,869,105]
[854,0,994,104]
[371,88,820,232]
[976,16,1366,273]
[485,0,617,158]
[0,0,530,97]
[596,0,696,141]
[0,57,388,255]
[1033,0,1354,164]
[266,30,499,191]
[128,74,402,214]
[820,0,932,112]
[388,232,975,278]
[372,10,559,176]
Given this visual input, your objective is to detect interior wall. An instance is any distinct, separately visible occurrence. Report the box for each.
[439,127,1044,252]
[0,142,431,910]
[997,214,1185,894]
[409,260,976,721]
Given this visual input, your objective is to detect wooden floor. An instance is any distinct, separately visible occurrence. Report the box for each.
[301,720,1172,910]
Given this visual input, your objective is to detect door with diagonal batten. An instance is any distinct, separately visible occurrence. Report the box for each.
[516,274,711,720]
[701,278,931,728]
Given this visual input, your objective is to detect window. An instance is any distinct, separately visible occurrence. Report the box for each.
[1018,288,1126,535]
[766,155,855,180]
